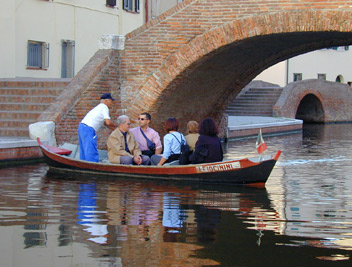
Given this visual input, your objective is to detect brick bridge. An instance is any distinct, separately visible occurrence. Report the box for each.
[274,79,352,123]
[38,0,352,146]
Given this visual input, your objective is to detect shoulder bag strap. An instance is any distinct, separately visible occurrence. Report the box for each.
[170,133,181,144]
[170,133,181,155]
[140,127,153,145]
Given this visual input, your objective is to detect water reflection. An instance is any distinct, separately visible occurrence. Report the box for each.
[1,124,352,265]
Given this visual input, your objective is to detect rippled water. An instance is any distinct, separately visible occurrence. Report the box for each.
[1,124,352,266]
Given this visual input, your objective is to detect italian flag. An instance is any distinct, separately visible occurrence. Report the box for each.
[256,129,267,154]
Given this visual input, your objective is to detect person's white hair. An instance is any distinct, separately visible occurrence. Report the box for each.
[116,115,129,126]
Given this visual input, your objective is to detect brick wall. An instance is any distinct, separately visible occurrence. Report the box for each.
[39,50,122,148]
[0,147,42,161]
[38,0,352,145]
[0,79,69,137]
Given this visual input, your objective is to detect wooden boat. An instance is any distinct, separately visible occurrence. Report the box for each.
[37,138,281,185]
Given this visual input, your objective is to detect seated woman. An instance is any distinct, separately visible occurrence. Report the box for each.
[185,120,200,152]
[151,118,186,166]
[190,118,223,164]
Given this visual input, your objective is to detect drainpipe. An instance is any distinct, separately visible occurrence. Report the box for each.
[145,0,149,22]
[286,59,289,85]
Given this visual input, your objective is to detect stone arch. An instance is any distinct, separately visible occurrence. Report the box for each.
[122,9,352,133]
[39,1,352,144]
[336,75,344,83]
[273,79,352,123]
[295,94,325,123]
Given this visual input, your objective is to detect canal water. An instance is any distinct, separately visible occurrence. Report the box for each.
[1,124,352,266]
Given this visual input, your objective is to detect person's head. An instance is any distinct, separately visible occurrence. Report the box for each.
[138,112,151,128]
[117,115,131,132]
[164,117,179,132]
[100,93,115,108]
[199,118,218,137]
[187,121,199,134]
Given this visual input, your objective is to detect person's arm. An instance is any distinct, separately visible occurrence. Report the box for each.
[152,130,163,155]
[155,148,162,155]
[157,157,167,166]
[104,119,117,130]
[161,135,172,159]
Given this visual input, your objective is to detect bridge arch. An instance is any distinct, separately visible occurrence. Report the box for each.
[273,79,352,123]
[295,94,325,123]
[122,8,352,132]
[39,0,352,144]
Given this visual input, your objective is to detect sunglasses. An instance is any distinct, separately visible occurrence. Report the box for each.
[138,118,147,121]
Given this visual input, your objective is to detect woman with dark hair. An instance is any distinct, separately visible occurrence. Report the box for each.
[151,118,186,166]
[190,118,223,164]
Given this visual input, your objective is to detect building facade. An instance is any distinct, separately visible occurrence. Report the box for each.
[0,0,182,79]
[255,46,352,87]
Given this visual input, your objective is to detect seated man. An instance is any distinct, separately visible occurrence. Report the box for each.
[107,115,150,165]
[130,112,162,157]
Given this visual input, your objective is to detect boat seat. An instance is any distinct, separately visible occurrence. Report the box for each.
[98,150,108,162]
[60,143,79,159]
[164,160,180,166]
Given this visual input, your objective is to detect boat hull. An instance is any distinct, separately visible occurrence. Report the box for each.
[38,139,280,185]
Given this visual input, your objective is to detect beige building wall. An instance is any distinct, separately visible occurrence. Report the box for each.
[256,47,352,87]
[148,0,183,20]
[0,1,16,78]
[254,61,287,87]
[287,48,352,85]
[1,0,146,79]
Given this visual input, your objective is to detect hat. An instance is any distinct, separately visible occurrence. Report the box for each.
[100,93,115,101]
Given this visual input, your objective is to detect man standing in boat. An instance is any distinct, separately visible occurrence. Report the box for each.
[107,115,151,165]
[78,93,117,162]
[130,112,162,157]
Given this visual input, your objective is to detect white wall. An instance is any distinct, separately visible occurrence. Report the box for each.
[255,47,352,87]
[287,48,352,84]
[1,0,146,79]
[254,61,287,87]
[0,1,16,78]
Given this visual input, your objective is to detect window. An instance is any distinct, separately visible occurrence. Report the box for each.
[327,46,349,52]
[27,41,49,69]
[106,0,116,7]
[336,75,344,83]
[61,40,75,78]
[293,73,302,82]
[123,0,140,13]
[317,74,326,80]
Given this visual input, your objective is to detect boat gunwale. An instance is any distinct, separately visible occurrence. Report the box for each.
[38,138,279,176]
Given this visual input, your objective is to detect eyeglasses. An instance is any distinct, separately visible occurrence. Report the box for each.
[138,118,146,121]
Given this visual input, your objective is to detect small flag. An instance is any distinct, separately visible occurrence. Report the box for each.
[256,129,267,154]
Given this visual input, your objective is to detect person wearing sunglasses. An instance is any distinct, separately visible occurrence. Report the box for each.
[130,112,162,157]
[107,115,150,165]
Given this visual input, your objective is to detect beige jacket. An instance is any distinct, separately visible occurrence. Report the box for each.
[107,129,142,164]
[185,133,200,151]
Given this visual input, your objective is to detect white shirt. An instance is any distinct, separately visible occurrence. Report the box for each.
[162,132,185,159]
[81,103,110,132]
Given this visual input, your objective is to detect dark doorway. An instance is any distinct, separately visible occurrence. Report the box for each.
[295,94,324,123]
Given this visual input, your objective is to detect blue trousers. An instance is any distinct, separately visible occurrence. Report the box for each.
[78,123,99,162]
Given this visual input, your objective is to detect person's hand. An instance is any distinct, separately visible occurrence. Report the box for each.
[133,156,142,165]
[157,162,163,166]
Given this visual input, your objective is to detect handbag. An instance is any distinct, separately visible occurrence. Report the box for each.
[140,128,156,155]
